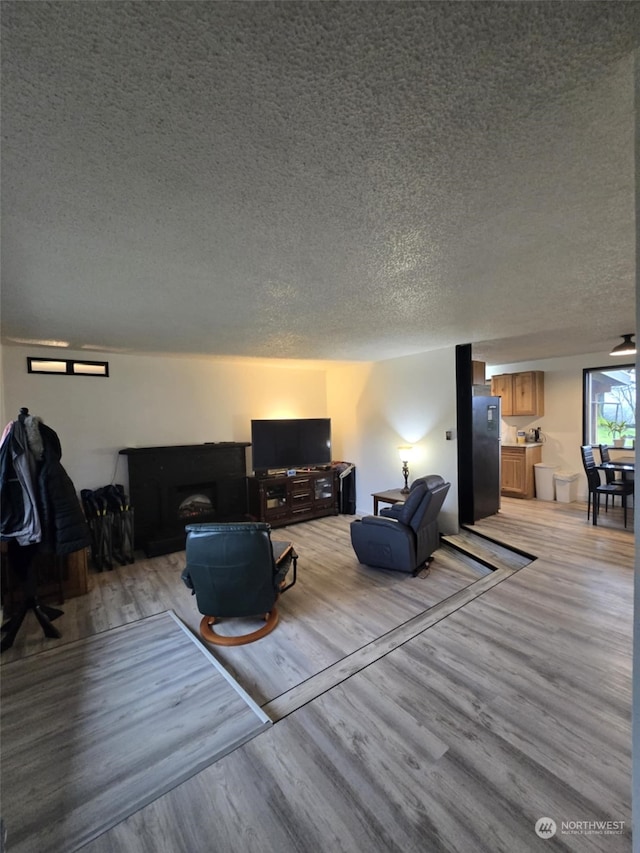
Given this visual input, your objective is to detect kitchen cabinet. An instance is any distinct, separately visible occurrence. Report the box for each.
[471,360,486,385]
[491,374,513,414]
[501,444,542,498]
[491,371,544,416]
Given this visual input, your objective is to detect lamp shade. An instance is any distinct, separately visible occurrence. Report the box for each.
[397,445,414,462]
[610,334,636,357]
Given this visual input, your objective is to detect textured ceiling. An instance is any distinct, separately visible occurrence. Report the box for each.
[1,1,639,365]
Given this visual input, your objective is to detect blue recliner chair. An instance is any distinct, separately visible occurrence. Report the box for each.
[350,475,450,574]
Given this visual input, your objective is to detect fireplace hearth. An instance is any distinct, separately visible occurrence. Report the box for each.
[120,443,250,556]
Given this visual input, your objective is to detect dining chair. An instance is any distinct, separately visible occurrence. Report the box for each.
[580,445,633,527]
[598,445,618,510]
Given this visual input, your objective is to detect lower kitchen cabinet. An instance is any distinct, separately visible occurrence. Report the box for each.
[501,444,542,499]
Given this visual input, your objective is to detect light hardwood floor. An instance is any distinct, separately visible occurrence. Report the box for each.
[1,612,270,853]
[1,497,634,852]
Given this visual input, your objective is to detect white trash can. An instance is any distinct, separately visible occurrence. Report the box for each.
[554,470,579,503]
[534,462,558,501]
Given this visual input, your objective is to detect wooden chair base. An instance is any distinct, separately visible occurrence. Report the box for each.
[199,607,279,646]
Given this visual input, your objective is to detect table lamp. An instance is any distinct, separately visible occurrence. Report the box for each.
[397,445,414,493]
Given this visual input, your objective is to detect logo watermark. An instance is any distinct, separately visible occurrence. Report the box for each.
[535,818,557,839]
[535,817,625,840]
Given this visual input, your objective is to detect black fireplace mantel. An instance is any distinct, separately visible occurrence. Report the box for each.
[120,442,250,457]
[120,442,250,556]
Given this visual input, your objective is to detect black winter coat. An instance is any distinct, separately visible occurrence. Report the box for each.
[37,423,91,555]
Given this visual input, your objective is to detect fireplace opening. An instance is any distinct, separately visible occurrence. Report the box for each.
[178,494,213,520]
[176,484,217,522]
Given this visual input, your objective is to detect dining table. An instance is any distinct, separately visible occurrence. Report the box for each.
[596,455,635,477]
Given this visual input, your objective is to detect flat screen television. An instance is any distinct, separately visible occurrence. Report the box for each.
[250,418,332,474]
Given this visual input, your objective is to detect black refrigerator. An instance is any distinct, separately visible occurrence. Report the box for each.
[470,396,501,520]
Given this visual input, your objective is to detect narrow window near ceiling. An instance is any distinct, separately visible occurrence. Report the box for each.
[27,358,109,377]
[71,361,109,376]
[27,359,67,373]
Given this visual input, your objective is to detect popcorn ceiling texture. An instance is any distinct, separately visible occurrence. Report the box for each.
[1,1,639,363]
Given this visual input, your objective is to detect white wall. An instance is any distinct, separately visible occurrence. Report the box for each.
[5,342,626,519]
[487,350,635,500]
[2,342,460,531]
[327,347,459,533]
[1,345,332,492]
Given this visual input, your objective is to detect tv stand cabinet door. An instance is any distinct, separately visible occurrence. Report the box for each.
[248,477,287,523]
[313,473,338,512]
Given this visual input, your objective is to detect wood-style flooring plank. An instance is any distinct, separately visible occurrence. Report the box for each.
[1,611,270,853]
[441,527,533,569]
[1,515,486,707]
[263,565,515,720]
[4,498,633,853]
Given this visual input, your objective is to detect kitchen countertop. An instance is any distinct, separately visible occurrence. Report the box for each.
[501,442,544,448]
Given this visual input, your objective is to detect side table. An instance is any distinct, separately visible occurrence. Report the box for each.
[371,488,408,515]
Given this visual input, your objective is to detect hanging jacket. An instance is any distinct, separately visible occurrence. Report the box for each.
[36,422,91,555]
[0,420,42,545]
[0,417,90,555]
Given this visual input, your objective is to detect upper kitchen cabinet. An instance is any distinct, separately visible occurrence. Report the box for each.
[490,371,544,416]
[490,373,513,413]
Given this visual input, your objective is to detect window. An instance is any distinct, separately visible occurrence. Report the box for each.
[583,364,635,447]
[27,357,109,376]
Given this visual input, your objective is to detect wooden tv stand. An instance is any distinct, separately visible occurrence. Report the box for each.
[247,470,339,527]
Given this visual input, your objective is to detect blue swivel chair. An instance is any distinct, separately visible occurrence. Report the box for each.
[182,522,297,646]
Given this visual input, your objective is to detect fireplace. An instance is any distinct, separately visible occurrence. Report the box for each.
[120,443,250,556]
[177,486,216,522]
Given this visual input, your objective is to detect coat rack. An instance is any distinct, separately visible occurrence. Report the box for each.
[1,544,64,652]
[1,407,65,652]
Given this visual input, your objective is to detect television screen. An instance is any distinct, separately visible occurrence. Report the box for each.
[250,418,332,473]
